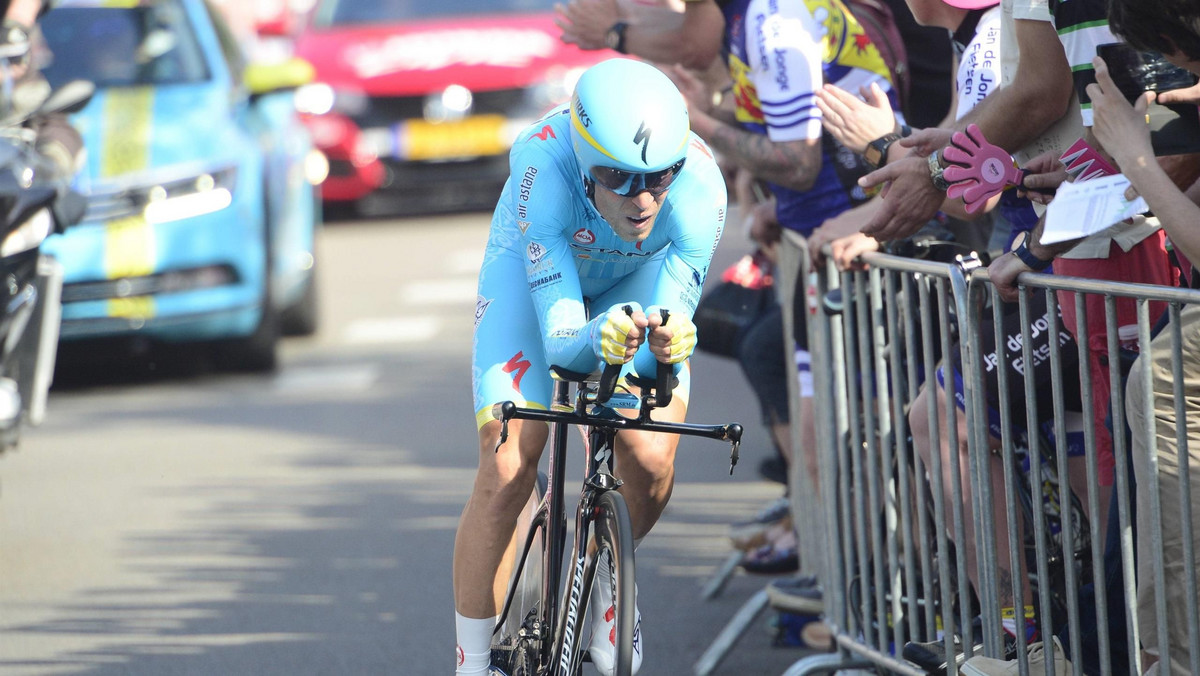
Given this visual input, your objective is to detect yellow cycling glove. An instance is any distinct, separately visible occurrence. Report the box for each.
[594,302,641,365]
[646,305,696,364]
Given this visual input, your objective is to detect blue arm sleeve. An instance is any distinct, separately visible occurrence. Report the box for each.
[632,138,728,378]
[508,139,606,374]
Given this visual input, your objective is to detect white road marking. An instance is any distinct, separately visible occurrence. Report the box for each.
[447,248,484,275]
[343,317,440,345]
[273,364,381,393]
[399,278,478,306]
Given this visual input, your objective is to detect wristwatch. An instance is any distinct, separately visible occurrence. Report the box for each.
[864,133,900,170]
[1011,231,1052,271]
[605,21,628,53]
[927,149,949,191]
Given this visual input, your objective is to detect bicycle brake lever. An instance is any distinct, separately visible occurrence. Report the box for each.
[494,418,509,454]
[727,423,742,475]
[492,401,513,453]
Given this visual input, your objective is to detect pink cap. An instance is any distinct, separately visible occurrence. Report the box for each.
[943,0,999,8]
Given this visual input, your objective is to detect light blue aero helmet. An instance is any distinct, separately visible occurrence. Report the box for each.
[570,58,691,196]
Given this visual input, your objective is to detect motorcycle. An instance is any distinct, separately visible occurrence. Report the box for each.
[0,36,90,450]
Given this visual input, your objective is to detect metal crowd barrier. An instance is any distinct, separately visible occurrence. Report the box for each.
[777,235,1200,676]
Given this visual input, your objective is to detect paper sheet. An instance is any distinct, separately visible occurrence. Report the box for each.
[1041,174,1149,244]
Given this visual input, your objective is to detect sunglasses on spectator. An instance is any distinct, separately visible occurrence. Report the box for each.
[589,159,686,196]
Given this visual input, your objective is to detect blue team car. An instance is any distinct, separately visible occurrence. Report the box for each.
[38,0,325,371]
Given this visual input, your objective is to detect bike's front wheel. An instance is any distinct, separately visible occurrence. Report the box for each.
[580,490,636,676]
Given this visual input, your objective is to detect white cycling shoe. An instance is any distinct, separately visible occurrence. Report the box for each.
[587,581,642,675]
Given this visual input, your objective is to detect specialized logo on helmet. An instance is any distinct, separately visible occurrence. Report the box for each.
[633,121,652,165]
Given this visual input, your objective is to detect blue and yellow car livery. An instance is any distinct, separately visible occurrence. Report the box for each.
[38,0,322,370]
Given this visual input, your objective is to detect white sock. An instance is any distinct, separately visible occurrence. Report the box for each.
[455,612,498,675]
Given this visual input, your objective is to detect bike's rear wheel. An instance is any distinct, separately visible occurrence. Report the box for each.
[577,489,636,676]
[493,471,547,674]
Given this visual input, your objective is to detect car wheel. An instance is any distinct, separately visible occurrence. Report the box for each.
[215,303,280,373]
[218,312,280,373]
[281,269,318,337]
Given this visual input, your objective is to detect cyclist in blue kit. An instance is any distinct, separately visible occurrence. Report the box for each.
[452,58,727,676]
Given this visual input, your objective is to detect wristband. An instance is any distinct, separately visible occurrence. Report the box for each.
[928,151,949,191]
[1012,231,1052,271]
[605,21,628,54]
[864,133,900,170]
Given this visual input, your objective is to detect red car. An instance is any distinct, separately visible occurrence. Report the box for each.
[292,0,612,216]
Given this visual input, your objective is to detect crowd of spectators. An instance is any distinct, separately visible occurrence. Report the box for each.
[556,0,1200,673]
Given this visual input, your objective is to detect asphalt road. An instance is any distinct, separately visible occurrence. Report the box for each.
[0,210,816,675]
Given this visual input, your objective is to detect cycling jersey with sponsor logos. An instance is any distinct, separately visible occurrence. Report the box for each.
[471,104,727,427]
[721,0,895,234]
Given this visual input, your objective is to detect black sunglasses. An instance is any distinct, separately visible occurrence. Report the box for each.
[589,158,686,196]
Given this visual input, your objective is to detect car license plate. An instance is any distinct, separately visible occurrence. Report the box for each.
[394,115,510,161]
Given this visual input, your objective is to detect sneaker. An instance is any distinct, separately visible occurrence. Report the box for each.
[902,637,973,676]
[729,496,790,550]
[765,576,823,614]
[902,615,1013,675]
[739,525,799,575]
[960,637,1071,676]
[587,599,642,675]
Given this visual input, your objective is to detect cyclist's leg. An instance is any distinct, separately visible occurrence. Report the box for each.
[454,243,553,674]
[612,373,690,537]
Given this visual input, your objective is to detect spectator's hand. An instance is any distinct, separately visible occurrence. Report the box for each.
[1016,150,1067,205]
[987,250,1034,303]
[1156,81,1200,106]
[661,63,713,118]
[857,155,944,241]
[828,232,880,271]
[645,307,697,364]
[595,303,649,364]
[555,0,621,51]
[807,201,874,268]
[898,127,954,158]
[814,82,896,155]
[745,197,781,248]
[1088,55,1154,173]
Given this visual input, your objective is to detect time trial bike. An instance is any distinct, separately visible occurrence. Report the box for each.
[489,310,743,676]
